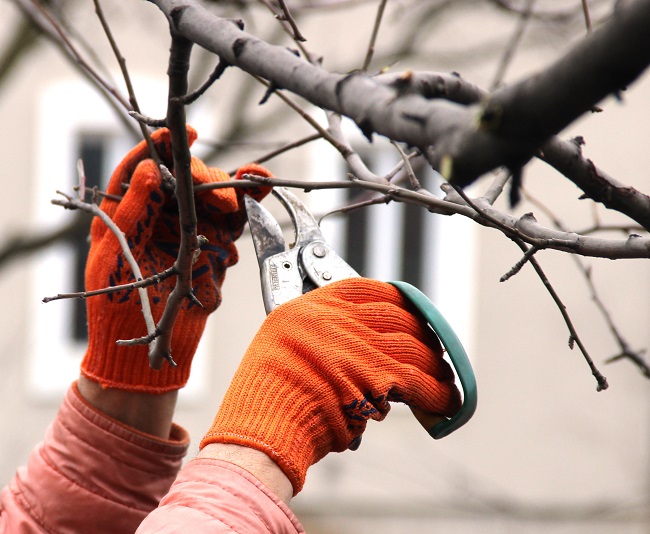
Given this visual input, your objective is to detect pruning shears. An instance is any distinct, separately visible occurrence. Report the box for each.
[244,187,477,439]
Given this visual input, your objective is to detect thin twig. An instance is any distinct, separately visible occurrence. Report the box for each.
[257,0,309,57]
[390,141,421,190]
[226,132,323,174]
[500,244,541,282]
[450,184,534,243]
[520,240,608,391]
[93,0,158,160]
[482,172,511,205]
[361,0,388,71]
[103,173,650,259]
[79,186,123,202]
[129,110,167,128]
[325,112,389,184]
[319,193,392,224]
[43,265,178,303]
[276,0,307,42]
[450,185,607,390]
[251,76,357,162]
[523,187,649,378]
[24,0,128,108]
[77,160,87,201]
[51,196,158,342]
[581,0,592,32]
[17,0,140,139]
[490,0,536,90]
[182,59,230,104]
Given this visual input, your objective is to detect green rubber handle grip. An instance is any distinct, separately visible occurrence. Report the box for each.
[390,281,477,439]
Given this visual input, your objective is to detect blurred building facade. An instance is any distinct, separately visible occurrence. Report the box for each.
[0,1,649,532]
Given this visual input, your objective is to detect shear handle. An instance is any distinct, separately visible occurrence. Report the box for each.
[390,281,477,439]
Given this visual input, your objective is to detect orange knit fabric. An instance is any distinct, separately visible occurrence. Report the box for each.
[201,278,462,494]
[81,126,272,392]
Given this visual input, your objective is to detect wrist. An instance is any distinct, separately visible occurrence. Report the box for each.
[77,375,178,439]
[198,443,293,505]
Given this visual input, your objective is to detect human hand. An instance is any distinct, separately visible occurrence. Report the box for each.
[200,278,461,494]
[81,126,272,392]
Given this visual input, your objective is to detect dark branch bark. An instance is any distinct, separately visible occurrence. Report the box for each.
[539,137,650,230]
[428,0,650,185]
[147,33,198,370]
[378,71,650,231]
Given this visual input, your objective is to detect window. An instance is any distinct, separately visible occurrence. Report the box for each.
[341,160,437,292]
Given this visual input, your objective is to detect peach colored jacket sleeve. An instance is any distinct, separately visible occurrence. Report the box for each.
[0,384,304,533]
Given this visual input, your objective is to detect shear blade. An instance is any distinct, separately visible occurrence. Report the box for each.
[272,187,325,246]
[245,195,286,268]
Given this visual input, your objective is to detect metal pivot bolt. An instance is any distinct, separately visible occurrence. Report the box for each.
[312,245,326,258]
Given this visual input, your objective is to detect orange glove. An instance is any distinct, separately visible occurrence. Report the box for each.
[81,126,272,392]
[201,278,461,494]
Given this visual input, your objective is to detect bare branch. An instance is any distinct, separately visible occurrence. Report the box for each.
[151,0,650,227]
[500,244,541,282]
[522,188,649,377]
[236,132,323,172]
[319,193,392,223]
[361,0,388,71]
[182,58,230,104]
[519,240,609,391]
[326,112,387,184]
[490,0,535,90]
[43,265,178,303]
[93,0,158,159]
[390,141,421,190]
[276,0,307,42]
[211,174,650,259]
[51,196,158,344]
[129,110,167,128]
[146,34,198,370]
[539,137,650,231]
[452,185,608,390]
[482,172,511,205]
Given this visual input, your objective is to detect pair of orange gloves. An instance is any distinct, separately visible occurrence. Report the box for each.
[82,127,461,495]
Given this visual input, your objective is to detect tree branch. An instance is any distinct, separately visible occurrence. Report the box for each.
[43,265,178,303]
[146,33,198,370]
[451,184,608,390]
[51,196,158,344]
[151,0,650,194]
[522,188,649,378]
[93,0,159,160]
[361,0,387,71]
[379,70,650,230]
[203,175,650,259]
